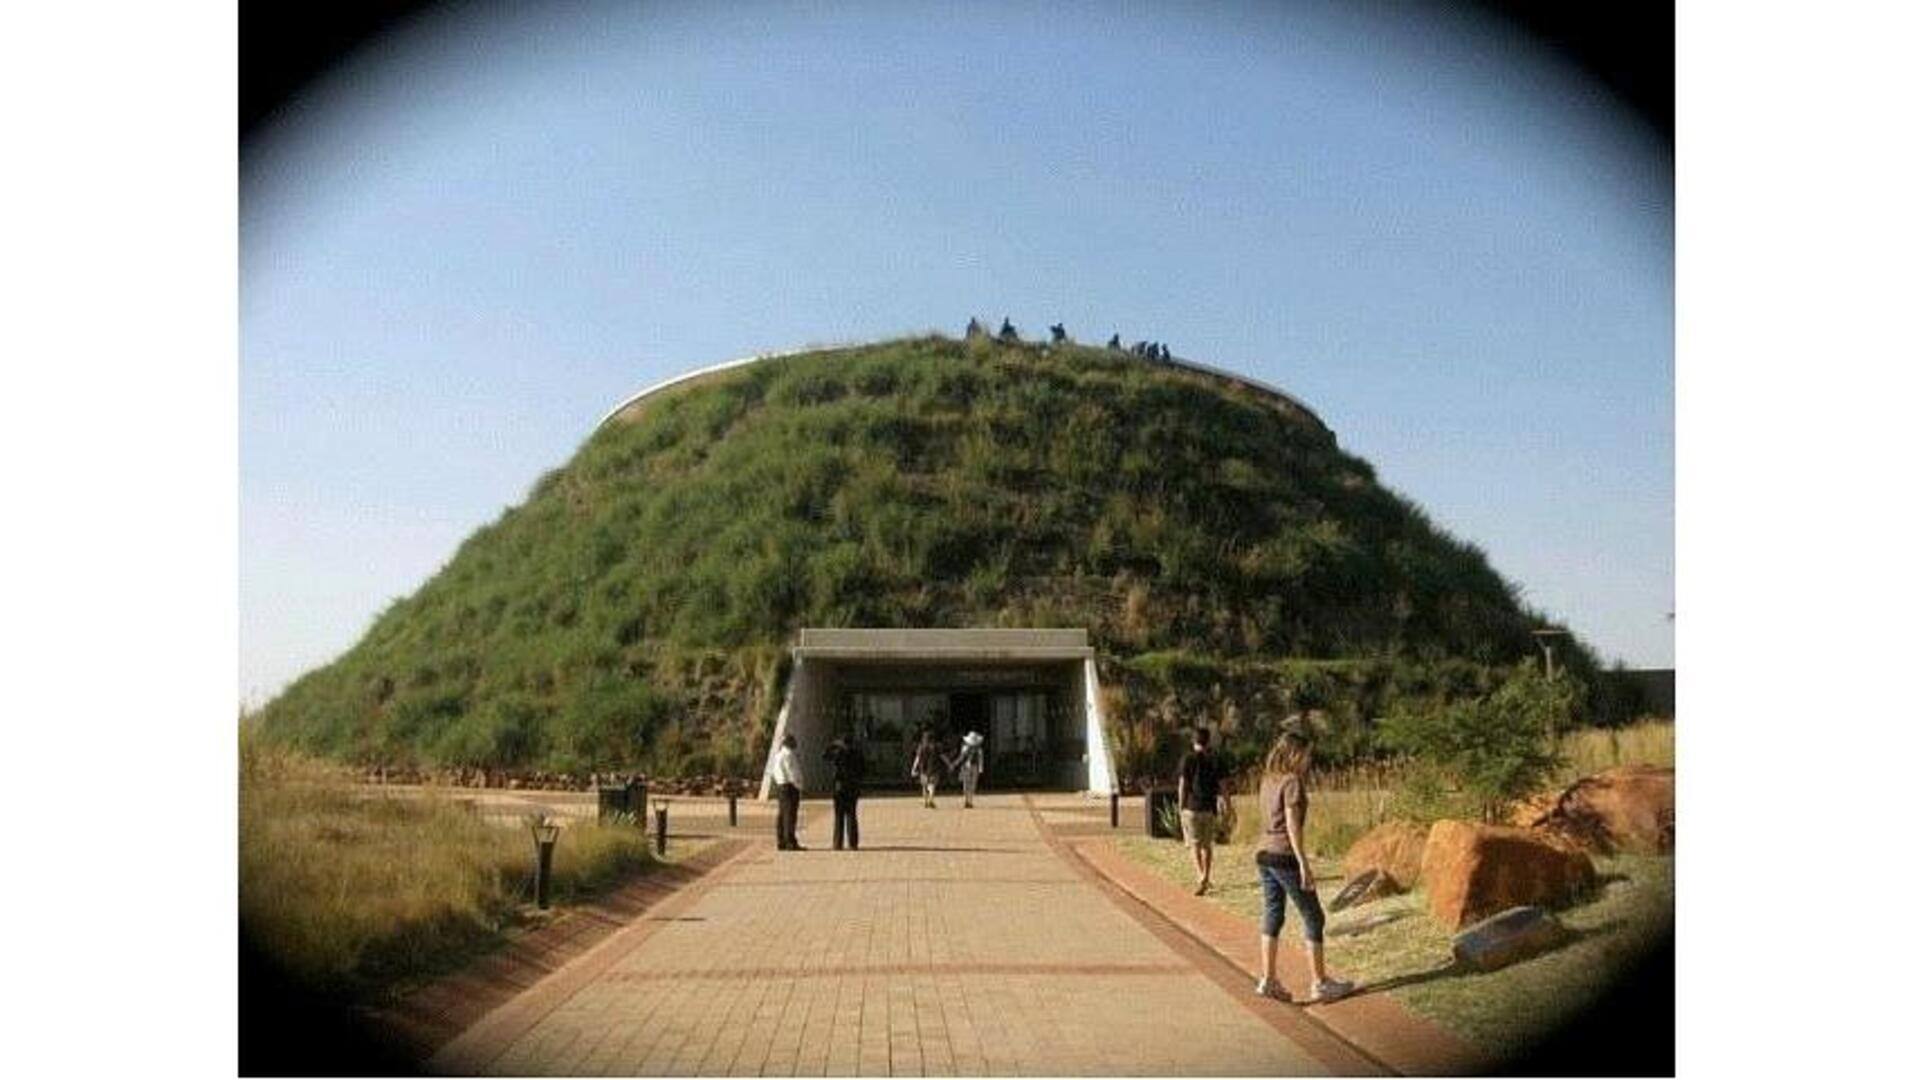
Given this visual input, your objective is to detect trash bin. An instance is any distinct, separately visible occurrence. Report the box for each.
[597,778,650,825]
[1146,787,1180,839]
[596,783,629,824]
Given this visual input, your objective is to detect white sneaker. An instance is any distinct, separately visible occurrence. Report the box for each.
[1253,978,1290,1002]
[1309,978,1354,1003]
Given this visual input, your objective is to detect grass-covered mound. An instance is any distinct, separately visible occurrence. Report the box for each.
[256,335,1589,775]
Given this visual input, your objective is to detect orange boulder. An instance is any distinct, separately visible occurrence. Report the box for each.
[1533,765,1675,855]
[1419,820,1597,930]
[1343,819,1431,890]
[1505,789,1561,828]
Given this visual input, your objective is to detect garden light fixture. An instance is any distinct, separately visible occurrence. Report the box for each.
[528,814,562,909]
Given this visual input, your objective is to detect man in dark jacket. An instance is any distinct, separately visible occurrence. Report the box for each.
[825,736,867,851]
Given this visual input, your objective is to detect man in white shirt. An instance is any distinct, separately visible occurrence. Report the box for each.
[768,733,806,850]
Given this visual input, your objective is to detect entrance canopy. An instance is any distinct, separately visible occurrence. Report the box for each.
[760,629,1118,798]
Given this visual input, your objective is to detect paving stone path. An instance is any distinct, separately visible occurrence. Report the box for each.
[437,793,1379,1076]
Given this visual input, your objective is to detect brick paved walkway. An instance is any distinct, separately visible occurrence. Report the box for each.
[437,794,1373,1076]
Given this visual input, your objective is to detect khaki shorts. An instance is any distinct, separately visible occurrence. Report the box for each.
[1181,810,1217,850]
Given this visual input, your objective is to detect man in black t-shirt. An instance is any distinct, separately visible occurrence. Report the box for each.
[1176,728,1225,895]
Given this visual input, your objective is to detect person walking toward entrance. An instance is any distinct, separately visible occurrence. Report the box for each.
[825,735,865,850]
[910,730,942,808]
[767,733,806,851]
[1176,727,1224,895]
[951,730,985,808]
[1253,727,1353,1003]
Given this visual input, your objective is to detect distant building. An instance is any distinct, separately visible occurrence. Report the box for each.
[1601,668,1675,720]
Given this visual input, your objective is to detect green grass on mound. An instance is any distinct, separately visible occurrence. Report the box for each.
[256,335,1594,776]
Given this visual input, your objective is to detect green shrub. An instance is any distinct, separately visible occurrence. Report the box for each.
[1379,660,1573,821]
[1383,759,1484,825]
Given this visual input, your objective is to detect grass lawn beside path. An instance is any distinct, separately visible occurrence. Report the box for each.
[1115,835,1674,1062]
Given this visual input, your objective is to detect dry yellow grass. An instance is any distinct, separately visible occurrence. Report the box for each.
[1224,785,1392,856]
[1553,720,1674,778]
[1223,722,1675,856]
[239,737,656,997]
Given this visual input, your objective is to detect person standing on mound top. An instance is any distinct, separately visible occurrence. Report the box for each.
[1176,727,1224,895]
[910,729,943,808]
[767,732,806,851]
[1253,725,1353,1004]
[950,730,986,808]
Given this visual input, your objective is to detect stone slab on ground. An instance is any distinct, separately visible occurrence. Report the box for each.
[1328,911,1407,939]
[1450,906,1569,973]
[1328,867,1401,912]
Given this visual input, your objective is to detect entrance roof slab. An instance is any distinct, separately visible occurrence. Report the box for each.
[792,628,1094,661]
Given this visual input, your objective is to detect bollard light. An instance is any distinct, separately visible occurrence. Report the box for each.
[654,800,669,856]
[728,792,739,828]
[528,815,562,910]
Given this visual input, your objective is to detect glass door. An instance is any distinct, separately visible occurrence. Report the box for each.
[987,691,1052,787]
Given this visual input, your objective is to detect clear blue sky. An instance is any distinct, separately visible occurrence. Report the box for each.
[241,0,1672,706]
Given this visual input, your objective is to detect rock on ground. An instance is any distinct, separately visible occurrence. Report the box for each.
[1524,765,1675,855]
[1450,905,1569,971]
[1329,910,1406,938]
[1343,819,1430,890]
[1419,820,1597,930]
[1328,867,1401,912]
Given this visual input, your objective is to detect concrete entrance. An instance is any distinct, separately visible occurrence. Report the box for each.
[760,630,1117,799]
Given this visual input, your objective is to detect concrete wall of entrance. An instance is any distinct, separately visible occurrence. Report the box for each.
[759,629,1117,799]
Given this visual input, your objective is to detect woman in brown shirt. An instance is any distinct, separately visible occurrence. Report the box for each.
[1254,728,1353,1003]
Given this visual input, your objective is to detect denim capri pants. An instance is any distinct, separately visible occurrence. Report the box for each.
[1257,853,1326,943]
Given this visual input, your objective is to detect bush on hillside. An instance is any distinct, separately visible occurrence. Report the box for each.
[432,695,547,769]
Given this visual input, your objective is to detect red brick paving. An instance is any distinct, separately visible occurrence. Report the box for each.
[433,795,1364,1075]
